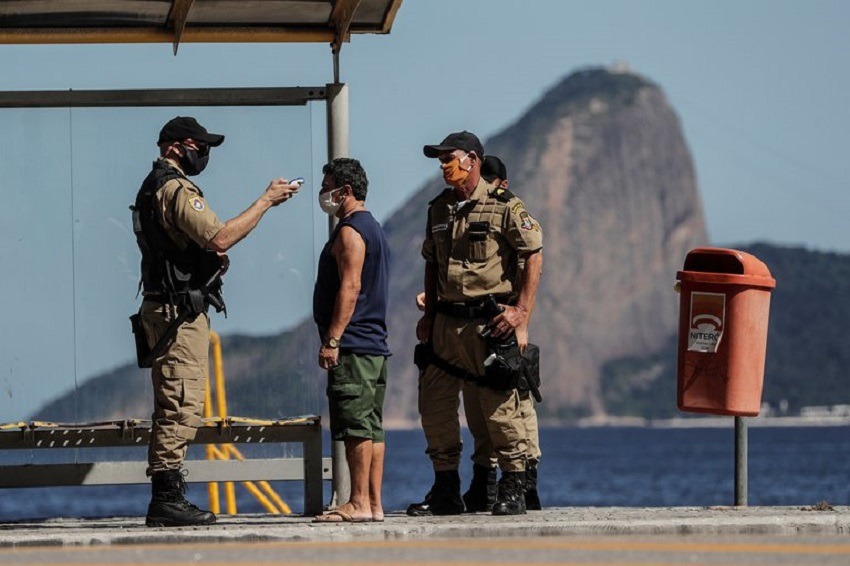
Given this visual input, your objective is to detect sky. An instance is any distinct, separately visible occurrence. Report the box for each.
[0,0,847,422]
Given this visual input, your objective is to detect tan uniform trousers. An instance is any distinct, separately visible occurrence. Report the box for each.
[140,300,209,476]
[520,391,541,461]
[466,377,541,468]
[419,312,528,473]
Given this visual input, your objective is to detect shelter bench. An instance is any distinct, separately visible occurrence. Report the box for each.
[0,415,328,516]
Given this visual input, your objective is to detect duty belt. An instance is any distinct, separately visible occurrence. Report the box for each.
[436,295,511,319]
[429,350,482,382]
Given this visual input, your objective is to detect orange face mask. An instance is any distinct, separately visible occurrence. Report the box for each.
[441,153,471,187]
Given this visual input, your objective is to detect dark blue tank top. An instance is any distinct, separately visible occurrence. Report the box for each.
[313,210,391,356]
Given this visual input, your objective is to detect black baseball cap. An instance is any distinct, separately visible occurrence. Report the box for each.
[481,155,507,182]
[158,116,225,147]
[423,130,484,158]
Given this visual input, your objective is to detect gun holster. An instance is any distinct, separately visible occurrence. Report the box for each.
[187,289,206,315]
[130,311,153,369]
[483,337,542,402]
[521,344,542,402]
[414,342,433,371]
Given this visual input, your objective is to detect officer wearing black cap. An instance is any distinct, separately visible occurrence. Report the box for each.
[409,131,543,516]
[133,116,301,527]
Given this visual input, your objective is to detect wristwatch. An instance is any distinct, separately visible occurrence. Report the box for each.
[324,336,341,349]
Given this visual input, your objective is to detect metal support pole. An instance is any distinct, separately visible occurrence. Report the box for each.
[326,80,351,508]
[734,416,748,506]
[325,82,349,237]
[326,83,349,159]
[333,48,341,84]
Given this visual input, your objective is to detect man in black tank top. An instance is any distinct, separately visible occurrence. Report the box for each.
[313,158,391,523]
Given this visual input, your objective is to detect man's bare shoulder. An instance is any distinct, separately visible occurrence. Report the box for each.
[333,224,366,253]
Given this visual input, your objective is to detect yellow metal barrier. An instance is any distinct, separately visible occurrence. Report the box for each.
[204,331,291,515]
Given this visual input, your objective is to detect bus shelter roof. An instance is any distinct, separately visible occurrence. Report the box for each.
[0,0,403,53]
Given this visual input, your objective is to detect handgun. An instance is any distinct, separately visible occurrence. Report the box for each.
[479,294,505,338]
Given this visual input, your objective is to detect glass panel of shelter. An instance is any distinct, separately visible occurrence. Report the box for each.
[0,105,321,469]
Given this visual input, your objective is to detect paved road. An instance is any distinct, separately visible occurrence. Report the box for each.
[1,506,847,564]
[2,534,850,565]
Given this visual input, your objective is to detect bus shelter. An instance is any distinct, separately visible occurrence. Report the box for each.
[0,0,403,517]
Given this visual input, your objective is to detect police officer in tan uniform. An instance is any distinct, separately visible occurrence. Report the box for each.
[133,116,300,527]
[477,155,543,511]
[408,131,543,516]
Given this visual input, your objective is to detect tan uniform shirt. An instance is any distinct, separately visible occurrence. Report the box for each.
[422,178,542,302]
[153,160,224,248]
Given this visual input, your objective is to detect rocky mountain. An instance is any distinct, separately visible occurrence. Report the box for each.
[383,68,707,421]
[36,67,711,424]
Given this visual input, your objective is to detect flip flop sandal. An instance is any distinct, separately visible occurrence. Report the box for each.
[312,510,372,523]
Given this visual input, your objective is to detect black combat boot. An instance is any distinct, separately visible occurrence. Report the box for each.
[524,460,542,510]
[462,464,497,512]
[491,471,527,516]
[406,470,465,516]
[146,469,217,527]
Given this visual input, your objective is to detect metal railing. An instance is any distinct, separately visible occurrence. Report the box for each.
[0,334,328,516]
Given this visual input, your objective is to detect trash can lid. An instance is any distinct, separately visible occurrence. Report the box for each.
[677,247,776,289]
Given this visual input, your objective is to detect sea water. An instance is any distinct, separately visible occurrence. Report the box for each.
[0,426,847,521]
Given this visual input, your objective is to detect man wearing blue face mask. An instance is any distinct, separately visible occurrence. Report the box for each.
[312,158,391,523]
[133,116,301,527]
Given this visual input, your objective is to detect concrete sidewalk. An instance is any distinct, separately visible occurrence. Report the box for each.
[0,506,847,548]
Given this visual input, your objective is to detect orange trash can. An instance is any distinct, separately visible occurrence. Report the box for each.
[676,247,776,416]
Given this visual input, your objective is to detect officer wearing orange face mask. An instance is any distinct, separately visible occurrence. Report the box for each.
[408,131,543,516]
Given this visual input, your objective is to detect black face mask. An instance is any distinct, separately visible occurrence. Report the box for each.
[178,144,209,176]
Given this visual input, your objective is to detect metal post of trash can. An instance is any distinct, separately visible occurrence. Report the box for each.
[734,416,748,506]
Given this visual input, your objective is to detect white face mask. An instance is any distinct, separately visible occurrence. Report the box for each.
[318,187,343,215]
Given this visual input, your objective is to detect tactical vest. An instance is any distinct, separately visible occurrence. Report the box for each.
[131,160,224,311]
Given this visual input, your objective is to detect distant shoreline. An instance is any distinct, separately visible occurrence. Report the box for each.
[383,415,850,430]
[621,416,850,429]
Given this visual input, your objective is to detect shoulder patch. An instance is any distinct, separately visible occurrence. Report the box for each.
[490,187,516,203]
[188,195,206,212]
[516,209,540,231]
[428,188,453,205]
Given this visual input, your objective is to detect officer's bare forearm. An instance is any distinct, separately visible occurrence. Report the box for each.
[207,197,273,252]
[423,261,438,320]
[516,250,543,315]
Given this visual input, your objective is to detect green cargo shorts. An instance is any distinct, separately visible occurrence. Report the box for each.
[327,353,388,442]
